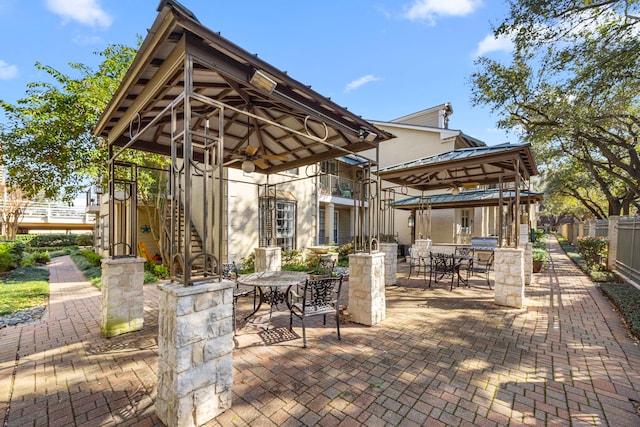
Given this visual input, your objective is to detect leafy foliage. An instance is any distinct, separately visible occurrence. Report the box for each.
[471,0,640,217]
[0,43,138,201]
[28,234,79,248]
[575,236,608,271]
[79,249,102,267]
[600,282,640,340]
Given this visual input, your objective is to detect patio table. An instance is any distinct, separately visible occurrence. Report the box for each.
[237,270,309,328]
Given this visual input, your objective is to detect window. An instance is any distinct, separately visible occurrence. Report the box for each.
[260,197,296,250]
[276,200,296,250]
[460,209,471,234]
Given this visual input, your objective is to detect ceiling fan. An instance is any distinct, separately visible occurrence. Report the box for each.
[225,145,289,173]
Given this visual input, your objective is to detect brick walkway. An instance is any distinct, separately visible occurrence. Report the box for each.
[2,237,640,426]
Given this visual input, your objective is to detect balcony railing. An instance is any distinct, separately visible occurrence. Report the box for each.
[319,174,356,199]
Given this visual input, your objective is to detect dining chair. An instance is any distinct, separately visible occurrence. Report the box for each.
[222,262,256,333]
[469,251,494,289]
[310,257,335,278]
[407,247,425,279]
[428,252,459,290]
[454,246,474,283]
[289,275,343,348]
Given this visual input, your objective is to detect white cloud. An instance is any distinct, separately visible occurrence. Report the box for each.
[46,0,112,28]
[473,33,514,57]
[345,75,380,93]
[72,34,103,45]
[0,60,18,80]
[402,0,482,24]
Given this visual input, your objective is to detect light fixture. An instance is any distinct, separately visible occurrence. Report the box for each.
[250,69,277,93]
[451,186,461,196]
[242,160,256,174]
[408,214,415,228]
[359,129,377,142]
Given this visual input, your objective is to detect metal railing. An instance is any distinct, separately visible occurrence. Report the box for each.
[0,201,91,220]
[319,174,356,199]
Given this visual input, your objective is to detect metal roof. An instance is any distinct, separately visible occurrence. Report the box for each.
[94,0,393,174]
[378,143,538,192]
[392,188,544,210]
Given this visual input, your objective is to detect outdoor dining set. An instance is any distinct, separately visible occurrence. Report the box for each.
[407,246,495,290]
[223,258,343,348]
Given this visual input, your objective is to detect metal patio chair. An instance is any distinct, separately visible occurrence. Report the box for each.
[289,275,343,348]
[222,262,256,333]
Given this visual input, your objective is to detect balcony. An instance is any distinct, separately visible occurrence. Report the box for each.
[319,174,355,200]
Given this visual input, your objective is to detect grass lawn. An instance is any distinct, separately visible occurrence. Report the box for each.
[0,267,49,316]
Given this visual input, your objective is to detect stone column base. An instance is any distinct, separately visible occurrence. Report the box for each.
[156,280,234,427]
[380,243,398,285]
[348,252,385,326]
[255,246,281,272]
[100,257,145,338]
[494,248,525,308]
[414,239,432,259]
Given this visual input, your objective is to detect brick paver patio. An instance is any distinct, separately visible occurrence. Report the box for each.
[1,236,640,426]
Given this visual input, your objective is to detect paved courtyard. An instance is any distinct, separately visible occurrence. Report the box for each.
[2,236,640,426]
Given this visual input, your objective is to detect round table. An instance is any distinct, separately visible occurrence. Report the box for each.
[237,271,309,326]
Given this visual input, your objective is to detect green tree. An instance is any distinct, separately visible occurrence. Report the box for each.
[0,43,138,201]
[470,0,640,217]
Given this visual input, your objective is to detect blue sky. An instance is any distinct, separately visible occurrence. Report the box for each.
[0,0,516,145]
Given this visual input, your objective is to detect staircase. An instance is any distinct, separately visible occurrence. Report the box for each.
[162,200,213,283]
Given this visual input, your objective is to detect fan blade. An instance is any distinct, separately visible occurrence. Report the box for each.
[261,154,289,161]
[223,159,241,166]
[462,182,480,188]
[245,145,259,156]
[254,159,270,169]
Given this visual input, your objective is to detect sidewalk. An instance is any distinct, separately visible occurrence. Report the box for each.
[2,238,640,426]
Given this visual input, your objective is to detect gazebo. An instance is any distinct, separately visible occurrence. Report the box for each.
[378,143,539,309]
[92,1,392,424]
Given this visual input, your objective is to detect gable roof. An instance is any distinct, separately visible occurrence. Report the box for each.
[94,0,393,174]
[378,143,538,192]
[392,188,543,210]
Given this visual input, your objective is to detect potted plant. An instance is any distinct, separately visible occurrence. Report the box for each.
[532,248,548,273]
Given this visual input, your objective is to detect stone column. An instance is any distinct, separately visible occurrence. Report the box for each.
[348,252,385,326]
[494,247,525,308]
[156,280,234,427]
[380,243,398,286]
[100,257,145,338]
[413,239,432,259]
[607,216,619,271]
[254,246,281,272]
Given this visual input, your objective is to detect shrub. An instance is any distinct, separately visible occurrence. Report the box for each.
[79,249,102,267]
[0,242,21,272]
[76,234,94,246]
[576,236,608,271]
[338,242,354,263]
[239,252,255,273]
[22,252,50,267]
[48,248,73,258]
[144,261,168,280]
[28,234,77,248]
